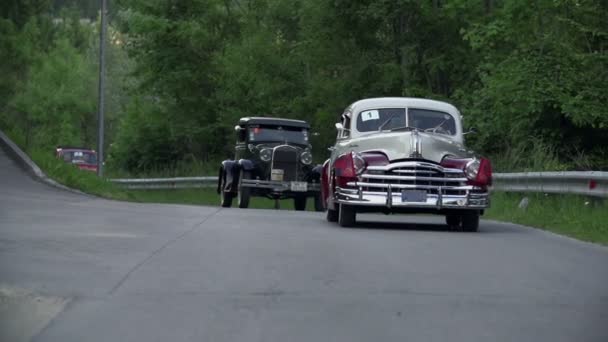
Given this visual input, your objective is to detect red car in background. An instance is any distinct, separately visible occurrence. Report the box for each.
[55,146,98,173]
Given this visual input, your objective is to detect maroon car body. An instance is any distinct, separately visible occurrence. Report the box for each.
[55,147,98,172]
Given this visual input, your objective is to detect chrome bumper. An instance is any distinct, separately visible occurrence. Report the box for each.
[241,179,320,192]
[336,183,489,209]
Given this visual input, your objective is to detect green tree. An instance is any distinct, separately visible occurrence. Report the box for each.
[9,38,97,149]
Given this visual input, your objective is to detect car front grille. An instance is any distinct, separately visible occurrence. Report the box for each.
[359,161,471,196]
[272,145,298,181]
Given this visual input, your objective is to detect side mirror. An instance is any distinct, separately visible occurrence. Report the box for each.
[234,125,243,132]
[463,128,477,136]
[311,132,320,137]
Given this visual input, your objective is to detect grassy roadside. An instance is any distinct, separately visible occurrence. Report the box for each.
[12,144,608,245]
[485,192,608,245]
[29,149,306,210]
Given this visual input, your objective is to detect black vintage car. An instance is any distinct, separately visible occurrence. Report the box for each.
[217,117,323,211]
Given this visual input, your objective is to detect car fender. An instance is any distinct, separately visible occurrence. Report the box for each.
[310,164,323,182]
[219,160,238,193]
[321,159,332,210]
[238,159,255,171]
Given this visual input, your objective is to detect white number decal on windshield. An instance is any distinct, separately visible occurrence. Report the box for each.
[361,110,379,122]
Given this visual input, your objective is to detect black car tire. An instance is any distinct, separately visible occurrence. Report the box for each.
[294,195,307,211]
[314,193,324,212]
[219,171,233,208]
[445,215,461,228]
[238,169,251,209]
[326,207,339,222]
[221,191,233,208]
[461,211,480,232]
[338,204,356,227]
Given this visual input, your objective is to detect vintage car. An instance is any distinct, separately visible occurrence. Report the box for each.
[217,117,323,210]
[321,97,492,230]
[55,146,98,172]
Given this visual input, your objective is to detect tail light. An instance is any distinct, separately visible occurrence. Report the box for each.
[334,151,366,187]
[441,156,492,187]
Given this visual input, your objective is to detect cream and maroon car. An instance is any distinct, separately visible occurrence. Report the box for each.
[321,97,492,230]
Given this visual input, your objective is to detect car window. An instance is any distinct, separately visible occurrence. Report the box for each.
[408,108,456,135]
[247,125,309,145]
[356,108,406,132]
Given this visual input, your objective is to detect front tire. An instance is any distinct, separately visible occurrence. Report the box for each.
[338,204,356,227]
[237,169,251,208]
[445,215,461,229]
[326,207,339,222]
[313,193,324,212]
[461,211,480,232]
[294,195,307,211]
[220,191,233,207]
[219,171,233,208]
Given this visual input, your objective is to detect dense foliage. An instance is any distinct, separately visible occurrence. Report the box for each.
[1,0,607,173]
[0,0,131,153]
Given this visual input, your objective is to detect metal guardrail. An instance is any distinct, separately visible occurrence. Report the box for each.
[109,176,217,190]
[109,172,608,197]
[493,172,608,198]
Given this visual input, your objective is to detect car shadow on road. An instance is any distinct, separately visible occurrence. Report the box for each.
[341,219,517,234]
[349,220,454,232]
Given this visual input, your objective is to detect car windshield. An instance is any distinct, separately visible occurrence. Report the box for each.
[247,125,309,145]
[356,108,456,135]
[408,108,456,135]
[63,151,97,164]
[356,108,406,132]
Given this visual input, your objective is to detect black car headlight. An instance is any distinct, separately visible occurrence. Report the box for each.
[300,151,312,165]
[259,148,272,162]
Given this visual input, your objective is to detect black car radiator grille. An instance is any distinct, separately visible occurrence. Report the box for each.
[272,146,298,181]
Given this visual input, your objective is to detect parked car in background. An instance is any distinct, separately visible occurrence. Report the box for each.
[321,97,492,230]
[55,146,98,173]
[218,117,323,210]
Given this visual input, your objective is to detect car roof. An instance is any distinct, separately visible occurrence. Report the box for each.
[239,117,310,129]
[347,97,459,116]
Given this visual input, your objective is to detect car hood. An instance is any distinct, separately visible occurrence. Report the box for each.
[347,131,470,163]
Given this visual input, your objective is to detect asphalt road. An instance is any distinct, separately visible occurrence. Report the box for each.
[1,147,608,342]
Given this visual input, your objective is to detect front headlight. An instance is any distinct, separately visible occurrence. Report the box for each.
[465,159,480,180]
[259,148,272,162]
[300,151,313,165]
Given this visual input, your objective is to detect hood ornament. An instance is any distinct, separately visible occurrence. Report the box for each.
[409,129,422,158]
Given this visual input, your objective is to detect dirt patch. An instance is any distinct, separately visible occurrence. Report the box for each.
[0,286,69,342]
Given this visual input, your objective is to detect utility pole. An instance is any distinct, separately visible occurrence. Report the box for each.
[97,0,107,177]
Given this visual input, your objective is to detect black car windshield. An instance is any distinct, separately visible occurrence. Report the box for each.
[63,150,97,164]
[248,125,309,145]
[356,108,456,135]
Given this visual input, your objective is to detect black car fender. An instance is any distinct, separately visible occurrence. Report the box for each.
[238,159,256,171]
[218,160,238,193]
[310,164,323,182]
